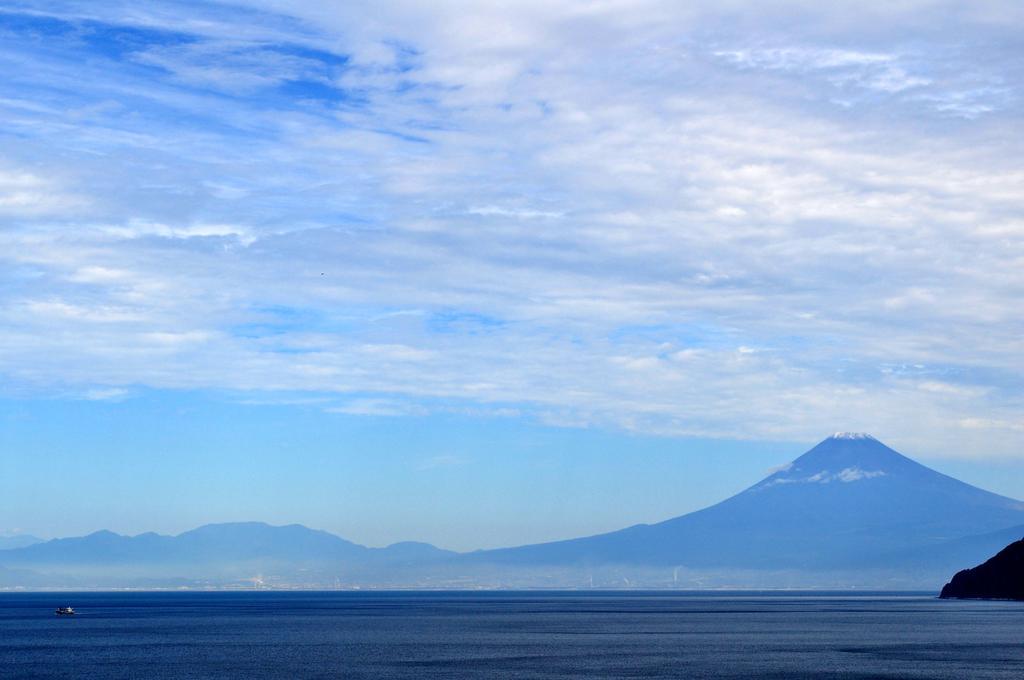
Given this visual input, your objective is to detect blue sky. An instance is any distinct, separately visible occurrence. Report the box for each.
[0,1,1022,549]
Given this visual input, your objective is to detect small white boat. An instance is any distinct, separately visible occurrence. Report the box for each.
[55,606,75,616]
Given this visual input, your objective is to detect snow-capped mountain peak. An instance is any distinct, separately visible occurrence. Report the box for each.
[829,432,876,440]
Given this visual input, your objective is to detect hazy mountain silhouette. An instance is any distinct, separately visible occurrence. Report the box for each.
[3,434,1022,589]
[3,523,361,566]
[0,535,43,551]
[0,564,55,588]
[467,434,1024,573]
[0,522,454,586]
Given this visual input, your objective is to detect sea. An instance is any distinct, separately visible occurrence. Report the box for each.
[1,591,1023,679]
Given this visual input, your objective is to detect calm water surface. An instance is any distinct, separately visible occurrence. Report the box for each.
[2,591,1023,679]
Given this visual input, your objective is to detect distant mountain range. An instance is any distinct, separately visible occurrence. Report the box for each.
[0,522,454,588]
[3,434,1023,590]
[0,535,43,551]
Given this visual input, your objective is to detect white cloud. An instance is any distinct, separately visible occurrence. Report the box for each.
[100,221,257,244]
[81,387,130,401]
[835,467,887,482]
[712,44,1008,113]
[327,399,428,417]
[467,206,563,219]
[712,46,933,96]
[761,466,887,486]
[715,47,894,71]
[0,1,1021,457]
[0,169,88,216]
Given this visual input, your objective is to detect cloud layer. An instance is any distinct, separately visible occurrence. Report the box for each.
[0,1,1022,456]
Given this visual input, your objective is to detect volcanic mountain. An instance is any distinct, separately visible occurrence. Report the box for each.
[467,433,1024,577]
[3,434,1022,589]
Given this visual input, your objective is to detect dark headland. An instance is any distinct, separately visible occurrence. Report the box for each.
[940,539,1024,600]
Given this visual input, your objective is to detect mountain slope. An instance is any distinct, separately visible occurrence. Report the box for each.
[467,433,1024,571]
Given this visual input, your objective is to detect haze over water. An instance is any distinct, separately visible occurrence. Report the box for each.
[3,592,1024,679]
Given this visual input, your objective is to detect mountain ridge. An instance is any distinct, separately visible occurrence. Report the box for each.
[3,434,1023,589]
[1,521,455,566]
[0,535,44,551]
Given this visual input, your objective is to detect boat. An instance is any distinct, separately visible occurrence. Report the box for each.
[55,606,75,616]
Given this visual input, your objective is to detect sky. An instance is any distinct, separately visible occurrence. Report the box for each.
[0,1,1022,550]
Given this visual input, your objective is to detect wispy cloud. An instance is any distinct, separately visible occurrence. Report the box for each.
[327,399,428,417]
[713,46,931,94]
[712,43,1013,117]
[761,466,887,487]
[0,2,1021,457]
[81,387,130,401]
